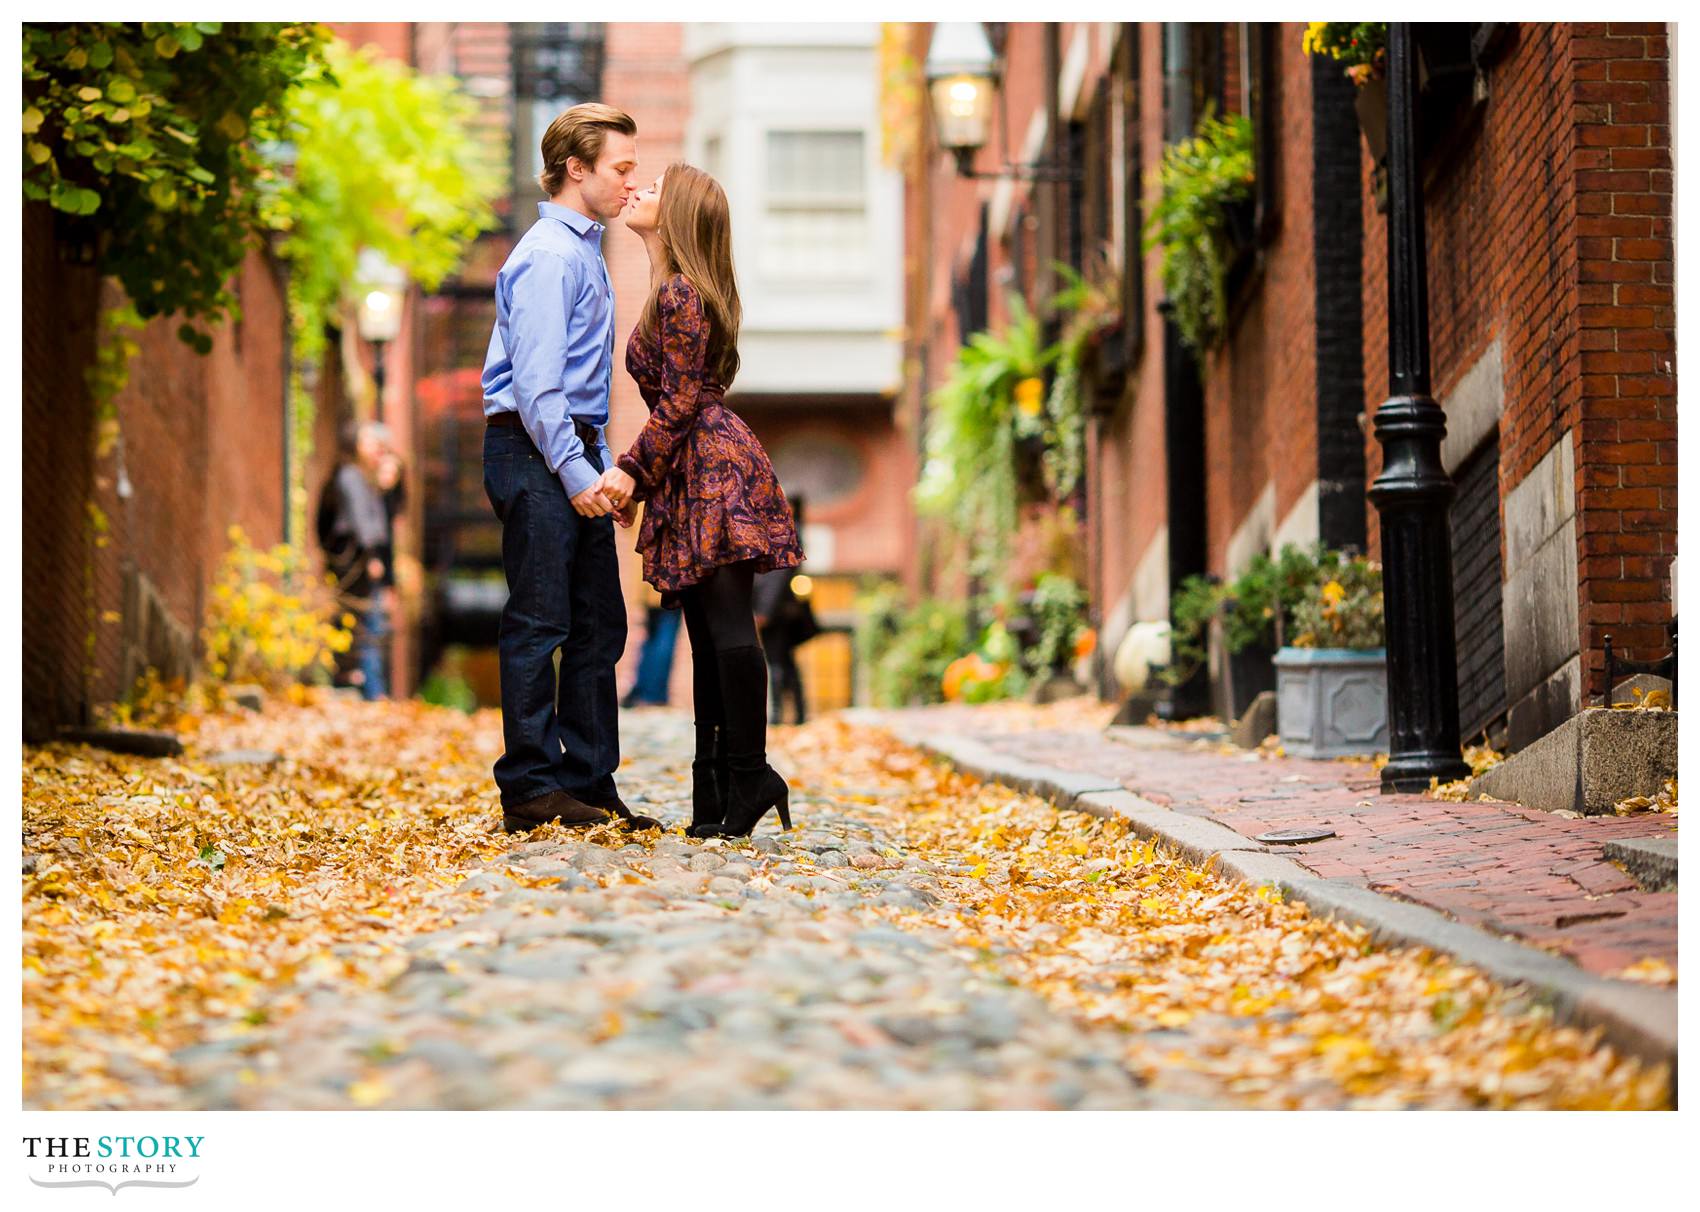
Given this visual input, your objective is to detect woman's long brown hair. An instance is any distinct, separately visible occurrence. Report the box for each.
[639,162,741,386]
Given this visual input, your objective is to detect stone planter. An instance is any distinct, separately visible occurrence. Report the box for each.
[1274,646,1389,758]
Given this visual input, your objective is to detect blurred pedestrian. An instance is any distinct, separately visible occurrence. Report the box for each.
[754,496,817,725]
[315,421,391,699]
[623,582,682,707]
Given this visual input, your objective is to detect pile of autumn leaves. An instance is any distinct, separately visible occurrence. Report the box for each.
[785,720,1672,1110]
[23,695,513,1109]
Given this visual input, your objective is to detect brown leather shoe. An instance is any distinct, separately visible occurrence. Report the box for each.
[596,793,663,831]
[502,790,612,834]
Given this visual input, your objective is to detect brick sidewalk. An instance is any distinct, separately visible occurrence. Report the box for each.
[885,707,1677,981]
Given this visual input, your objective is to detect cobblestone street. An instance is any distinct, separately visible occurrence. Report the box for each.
[23,698,1669,1111]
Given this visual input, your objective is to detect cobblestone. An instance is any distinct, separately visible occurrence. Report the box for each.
[164,710,1172,1111]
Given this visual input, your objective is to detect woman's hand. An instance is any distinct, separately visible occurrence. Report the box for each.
[599,466,638,510]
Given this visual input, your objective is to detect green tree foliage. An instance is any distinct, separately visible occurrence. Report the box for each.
[267,39,505,361]
[22,22,329,353]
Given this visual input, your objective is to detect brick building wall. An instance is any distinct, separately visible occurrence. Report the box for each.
[21,202,292,739]
[1202,26,1319,575]
[21,203,103,739]
[1358,22,1674,737]
[905,21,1674,743]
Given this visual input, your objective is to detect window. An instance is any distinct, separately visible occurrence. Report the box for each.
[762,130,868,280]
[510,23,605,229]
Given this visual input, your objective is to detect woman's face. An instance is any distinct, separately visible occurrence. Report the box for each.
[624,172,663,235]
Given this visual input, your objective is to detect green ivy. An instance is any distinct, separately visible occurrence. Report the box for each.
[23,22,330,353]
[1142,108,1255,358]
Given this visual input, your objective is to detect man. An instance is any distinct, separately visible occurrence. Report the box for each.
[480,102,659,834]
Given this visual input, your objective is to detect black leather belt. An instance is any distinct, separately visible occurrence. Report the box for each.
[487,411,600,445]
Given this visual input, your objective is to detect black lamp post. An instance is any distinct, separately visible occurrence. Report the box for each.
[1367,24,1470,793]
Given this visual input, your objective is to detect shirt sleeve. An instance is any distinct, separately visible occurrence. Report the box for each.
[617,277,708,499]
[506,251,598,499]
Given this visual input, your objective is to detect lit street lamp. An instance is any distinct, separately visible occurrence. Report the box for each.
[924,23,1080,182]
[355,249,406,409]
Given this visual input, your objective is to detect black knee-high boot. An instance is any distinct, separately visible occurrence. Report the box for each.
[714,644,791,836]
[686,720,728,837]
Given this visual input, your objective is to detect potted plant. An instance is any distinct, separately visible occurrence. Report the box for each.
[1020,572,1090,703]
[1273,552,1389,758]
[1142,108,1256,359]
[1303,23,1389,149]
[1048,256,1126,421]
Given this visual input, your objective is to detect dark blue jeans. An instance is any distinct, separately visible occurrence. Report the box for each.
[629,605,682,704]
[358,597,391,701]
[483,424,626,810]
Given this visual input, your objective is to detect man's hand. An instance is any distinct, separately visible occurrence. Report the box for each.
[598,466,638,511]
[571,485,615,517]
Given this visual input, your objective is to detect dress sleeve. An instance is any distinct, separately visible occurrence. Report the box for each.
[617,276,708,500]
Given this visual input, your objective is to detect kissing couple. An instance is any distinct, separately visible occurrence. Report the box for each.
[479,102,805,840]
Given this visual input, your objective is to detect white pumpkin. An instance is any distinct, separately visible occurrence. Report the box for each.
[1113,620,1172,694]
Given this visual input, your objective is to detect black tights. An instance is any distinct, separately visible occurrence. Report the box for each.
[680,560,760,734]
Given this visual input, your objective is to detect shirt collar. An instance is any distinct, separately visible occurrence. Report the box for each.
[539,200,604,242]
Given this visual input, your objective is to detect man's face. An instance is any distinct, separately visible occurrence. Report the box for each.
[574,131,638,223]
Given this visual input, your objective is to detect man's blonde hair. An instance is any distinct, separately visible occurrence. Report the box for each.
[538,103,637,196]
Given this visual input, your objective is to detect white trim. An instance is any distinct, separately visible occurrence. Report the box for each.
[1272,479,1320,554]
[1224,482,1276,579]
[1439,337,1505,475]
[1060,26,1091,120]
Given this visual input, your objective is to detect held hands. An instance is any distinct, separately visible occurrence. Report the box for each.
[599,466,640,529]
[597,466,638,512]
[570,485,615,518]
[573,467,639,526]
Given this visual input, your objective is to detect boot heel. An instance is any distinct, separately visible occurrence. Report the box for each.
[502,814,531,835]
[776,789,792,831]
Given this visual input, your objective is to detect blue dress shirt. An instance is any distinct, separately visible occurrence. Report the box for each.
[481,200,617,499]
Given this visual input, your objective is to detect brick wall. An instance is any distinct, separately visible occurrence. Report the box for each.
[1359,23,1674,700]
[1202,24,1317,573]
[22,202,292,738]
[21,203,102,739]
[1570,22,1676,695]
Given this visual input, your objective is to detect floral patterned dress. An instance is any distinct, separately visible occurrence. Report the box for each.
[617,274,803,604]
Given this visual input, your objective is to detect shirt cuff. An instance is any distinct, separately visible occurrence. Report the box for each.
[558,455,601,500]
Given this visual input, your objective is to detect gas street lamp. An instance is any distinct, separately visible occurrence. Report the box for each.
[354,248,406,408]
[924,23,1081,182]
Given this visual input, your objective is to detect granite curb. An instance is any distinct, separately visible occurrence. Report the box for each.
[888,722,1677,1076]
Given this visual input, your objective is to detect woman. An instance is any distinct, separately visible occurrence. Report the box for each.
[597,163,804,838]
